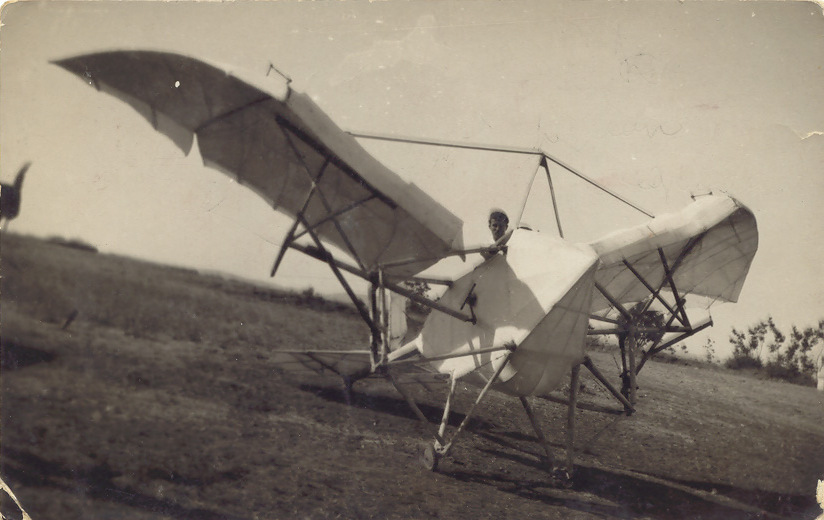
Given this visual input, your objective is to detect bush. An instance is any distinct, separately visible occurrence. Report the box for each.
[724,316,822,386]
[764,360,814,386]
[724,354,763,370]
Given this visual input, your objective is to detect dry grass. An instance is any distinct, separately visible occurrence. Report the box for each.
[1,233,361,346]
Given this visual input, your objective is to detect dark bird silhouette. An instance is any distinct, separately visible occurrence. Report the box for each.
[1,162,31,229]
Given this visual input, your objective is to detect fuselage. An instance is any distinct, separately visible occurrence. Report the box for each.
[413,229,599,397]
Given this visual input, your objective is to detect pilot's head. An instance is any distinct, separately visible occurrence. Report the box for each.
[488,210,509,241]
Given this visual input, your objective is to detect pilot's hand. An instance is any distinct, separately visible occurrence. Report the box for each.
[480,247,497,260]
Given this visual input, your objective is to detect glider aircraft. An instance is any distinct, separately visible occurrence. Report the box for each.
[57,51,758,484]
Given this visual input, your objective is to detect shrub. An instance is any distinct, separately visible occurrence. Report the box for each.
[724,316,823,386]
[724,353,763,370]
[764,360,814,386]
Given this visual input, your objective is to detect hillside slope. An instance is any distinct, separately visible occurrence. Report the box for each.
[2,233,823,519]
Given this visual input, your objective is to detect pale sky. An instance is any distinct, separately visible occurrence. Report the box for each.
[1,0,823,358]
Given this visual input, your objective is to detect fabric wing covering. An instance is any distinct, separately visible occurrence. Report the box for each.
[589,194,758,314]
[55,51,463,277]
[416,230,599,396]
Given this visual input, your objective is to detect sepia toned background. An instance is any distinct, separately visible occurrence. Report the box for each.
[1,0,823,357]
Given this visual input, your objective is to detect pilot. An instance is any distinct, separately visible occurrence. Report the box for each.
[481,209,510,260]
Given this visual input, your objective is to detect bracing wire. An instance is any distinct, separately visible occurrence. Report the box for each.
[515,155,544,228]
[348,131,656,219]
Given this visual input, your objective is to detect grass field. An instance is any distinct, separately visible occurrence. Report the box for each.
[2,232,823,519]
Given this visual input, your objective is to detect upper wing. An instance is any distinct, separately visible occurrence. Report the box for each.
[589,194,758,314]
[56,51,464,277]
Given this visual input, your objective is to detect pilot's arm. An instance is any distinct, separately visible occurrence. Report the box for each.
[480,230,512,260]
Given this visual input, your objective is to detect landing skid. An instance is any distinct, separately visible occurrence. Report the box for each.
[418,359,581,488]
[421,444,440,472]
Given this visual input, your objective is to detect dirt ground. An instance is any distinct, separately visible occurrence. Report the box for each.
[2,308,823,520]
[1,234,823,519]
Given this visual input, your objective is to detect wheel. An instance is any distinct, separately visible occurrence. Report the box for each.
[421,444,440,472]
